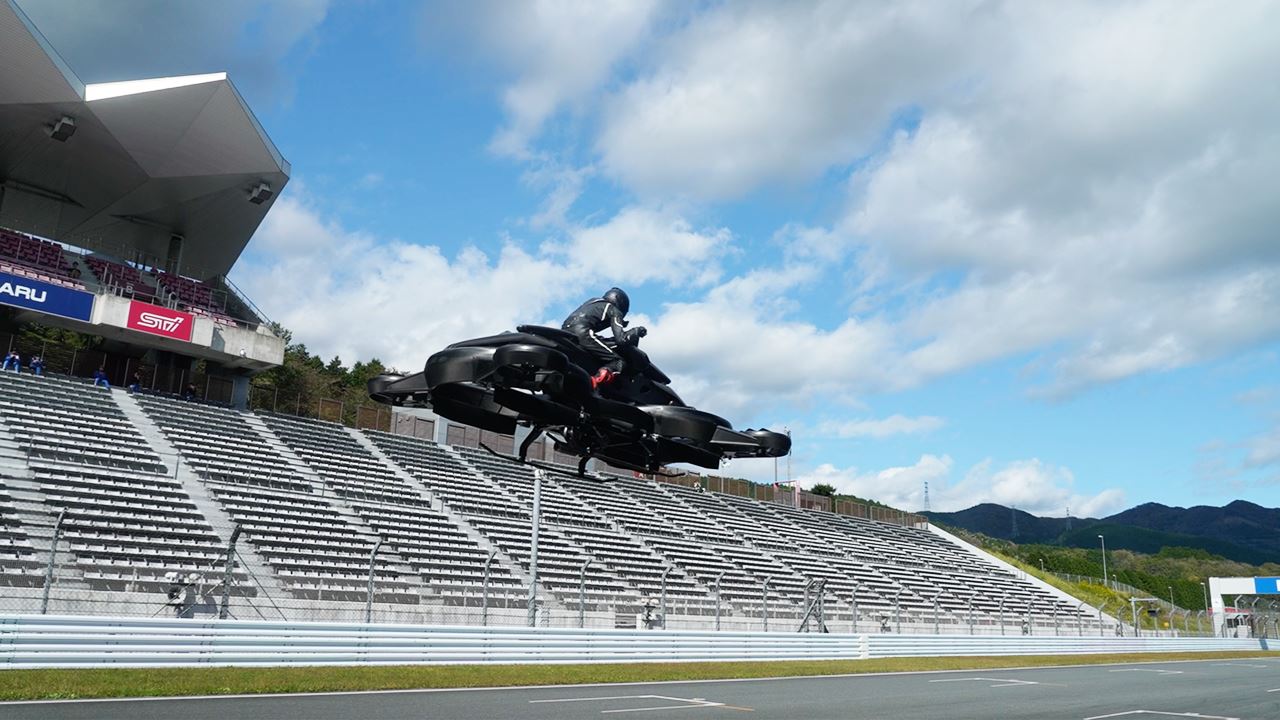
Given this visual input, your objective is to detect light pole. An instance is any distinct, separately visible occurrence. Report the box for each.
[1039,558,1045,573]
[1097,535,1107,589]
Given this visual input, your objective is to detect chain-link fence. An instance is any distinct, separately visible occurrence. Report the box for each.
[2,513,1228,636]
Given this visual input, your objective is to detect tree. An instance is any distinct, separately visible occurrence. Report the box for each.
[810,483,836,497]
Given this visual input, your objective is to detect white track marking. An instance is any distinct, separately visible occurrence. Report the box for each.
[530,694,731,714]
[929,677,1041,688]
[1267,688,1279,693]
[1210,663,1268,668]
[1083,711,1239,719]
[1108,668,1184,675]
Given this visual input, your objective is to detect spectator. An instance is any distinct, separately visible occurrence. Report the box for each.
[127,369,142,393]
[92,367,110,388]
[2,350,19,373]
[182,382,198,401]
[29,355,44,376]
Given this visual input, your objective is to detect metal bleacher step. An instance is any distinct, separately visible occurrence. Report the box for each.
[109,390,289,598]
[351,428,561,612]
[241,413,326,488]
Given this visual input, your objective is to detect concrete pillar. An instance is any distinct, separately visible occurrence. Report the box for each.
[230,373,251,410]
[166,234,185,275]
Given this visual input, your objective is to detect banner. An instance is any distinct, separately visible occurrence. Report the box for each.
[126,301,193,342]
[0,271,94,321]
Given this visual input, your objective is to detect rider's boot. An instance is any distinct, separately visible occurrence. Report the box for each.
[591,368,617,390]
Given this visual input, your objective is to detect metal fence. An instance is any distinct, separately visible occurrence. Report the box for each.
[1,614,1270,669]
[1,513,1231,639]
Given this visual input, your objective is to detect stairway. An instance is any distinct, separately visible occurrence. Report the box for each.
[110,390,288,599]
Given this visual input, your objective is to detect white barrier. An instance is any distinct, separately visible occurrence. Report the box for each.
[0,615,1271,668]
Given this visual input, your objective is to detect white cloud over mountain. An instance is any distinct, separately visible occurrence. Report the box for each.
[796,455,1125,517]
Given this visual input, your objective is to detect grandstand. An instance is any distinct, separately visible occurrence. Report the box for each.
[0,370,1119,634]
[0,0,1128,638]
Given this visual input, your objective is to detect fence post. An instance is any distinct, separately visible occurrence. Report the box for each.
[851,582,860,634]
[714,571,725,631]
[40,510,66,614]
[219,525,242,619]
[365,536,383,624]
[967,596,975,635]
[659,567,670,630]
[894,590,902,634]
[578,559,590,629]
[762,578,772,632]
[998,596,1006,636]
[933,592,941,634]
[482,550,496,627]
[526,470,542,627]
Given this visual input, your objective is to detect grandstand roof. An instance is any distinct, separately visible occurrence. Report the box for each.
[0,0,289,280]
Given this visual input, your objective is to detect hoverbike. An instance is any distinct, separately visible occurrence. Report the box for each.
[366,325,790,474]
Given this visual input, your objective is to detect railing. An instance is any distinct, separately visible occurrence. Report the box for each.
[0,615,1268,668]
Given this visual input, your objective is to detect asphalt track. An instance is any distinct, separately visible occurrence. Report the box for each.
[4,658,1279,720]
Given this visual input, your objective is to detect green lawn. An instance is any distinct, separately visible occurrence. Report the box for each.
[1,651,1275,701]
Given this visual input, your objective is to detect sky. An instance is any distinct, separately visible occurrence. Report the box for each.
[18,0,1280,517]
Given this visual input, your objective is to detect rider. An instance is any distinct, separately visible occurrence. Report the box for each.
[562,287,646,389]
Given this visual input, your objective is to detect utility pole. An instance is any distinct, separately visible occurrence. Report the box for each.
[1098,534,1108,589]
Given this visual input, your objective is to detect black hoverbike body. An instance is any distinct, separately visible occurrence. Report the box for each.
[367,325,790,474]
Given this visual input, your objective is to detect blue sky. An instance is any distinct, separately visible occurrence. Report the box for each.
[20,0,1280,516]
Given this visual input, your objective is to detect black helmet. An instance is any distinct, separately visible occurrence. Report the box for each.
[603,287,630,315]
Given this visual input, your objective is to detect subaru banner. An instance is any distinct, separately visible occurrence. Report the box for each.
[0,270,95,322]
[126,301,194,342]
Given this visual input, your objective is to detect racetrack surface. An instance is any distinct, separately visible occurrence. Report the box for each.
[4,657,1278,720]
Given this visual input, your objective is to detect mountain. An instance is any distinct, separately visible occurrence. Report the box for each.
[922,501,1280,565]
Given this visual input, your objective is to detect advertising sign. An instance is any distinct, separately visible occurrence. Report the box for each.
[0,270,94,321]
[126,301,194,342]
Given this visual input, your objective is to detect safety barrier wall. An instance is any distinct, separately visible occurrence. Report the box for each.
[0,615,1271,669]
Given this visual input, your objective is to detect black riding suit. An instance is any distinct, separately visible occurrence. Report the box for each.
[562,298,628,373]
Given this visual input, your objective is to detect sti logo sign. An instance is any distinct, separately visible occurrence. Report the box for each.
[126,302,194,342]
[0,271,95,321]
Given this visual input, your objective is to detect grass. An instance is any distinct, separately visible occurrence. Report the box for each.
[1,651,1275,701]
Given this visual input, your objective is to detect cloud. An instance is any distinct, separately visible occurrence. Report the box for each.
[422,0,666,158]
[580,1,1280,396]
[816,414,945,439]
[595,1,988,200]
[16,0,329,106]
[1245,427,1280,470]
[796,455,1125,516]
[233,189,730,372]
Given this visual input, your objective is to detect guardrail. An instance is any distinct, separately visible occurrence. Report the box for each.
[1,615,1271,668]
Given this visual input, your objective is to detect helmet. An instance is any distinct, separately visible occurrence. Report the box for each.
[603,287,630,316]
